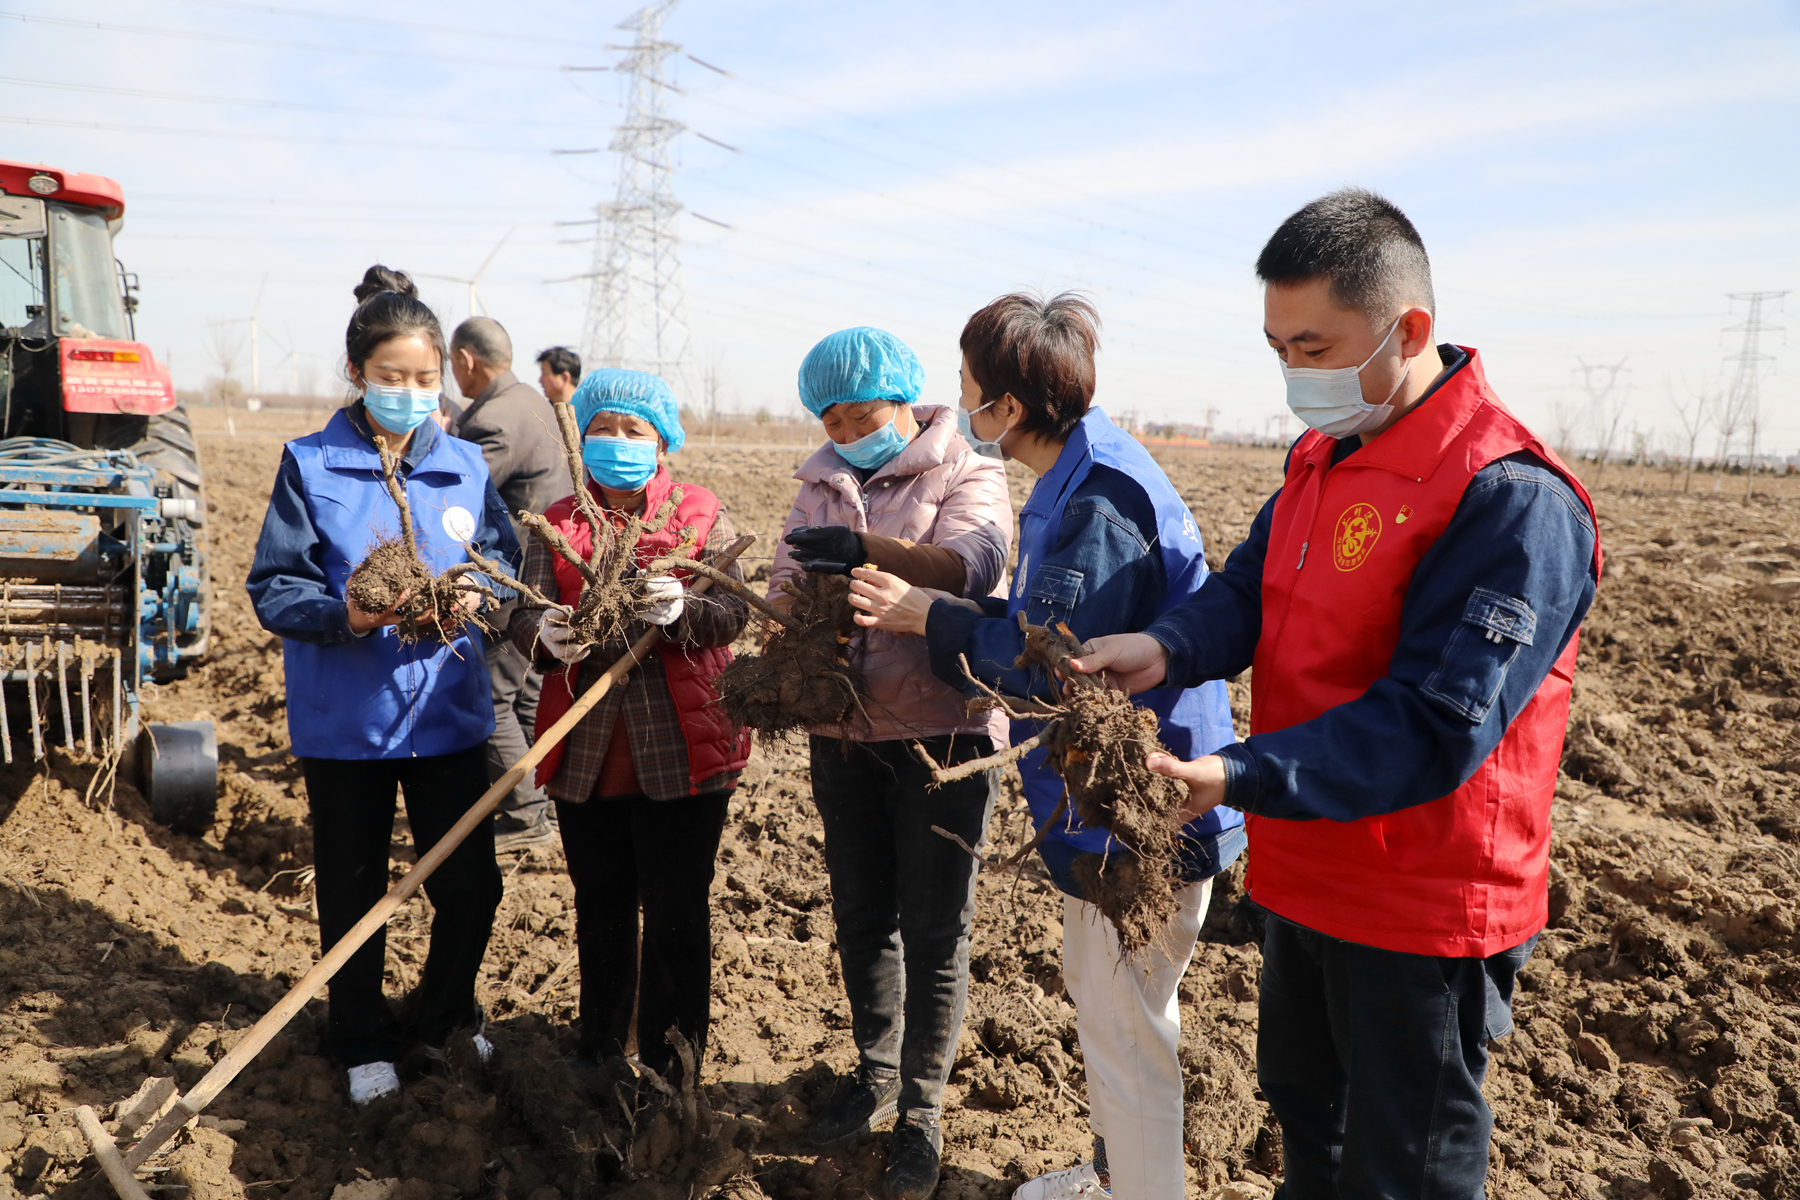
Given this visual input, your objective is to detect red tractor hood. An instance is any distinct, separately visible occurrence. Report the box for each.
[60,340,176,415]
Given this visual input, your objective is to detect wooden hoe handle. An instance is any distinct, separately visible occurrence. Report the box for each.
[78,534,756,1183]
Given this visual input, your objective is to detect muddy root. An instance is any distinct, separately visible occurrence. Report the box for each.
[1018,619,1189,958]
[716,572,867,734]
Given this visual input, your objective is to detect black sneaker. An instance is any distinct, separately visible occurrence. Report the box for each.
[885,1113,942,1200]
[806,1071,901,1146]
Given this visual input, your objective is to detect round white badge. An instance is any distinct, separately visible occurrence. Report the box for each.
[442,505,477,543]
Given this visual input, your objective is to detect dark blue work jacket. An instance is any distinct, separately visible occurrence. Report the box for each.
[926,407,1244,898]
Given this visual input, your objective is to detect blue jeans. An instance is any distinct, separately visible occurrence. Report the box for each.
[1259,912,1536,1199]
[810,733,997,1119]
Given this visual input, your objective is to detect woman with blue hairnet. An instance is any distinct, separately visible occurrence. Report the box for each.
[508,369,752,1084]
[770,327,1013,1198]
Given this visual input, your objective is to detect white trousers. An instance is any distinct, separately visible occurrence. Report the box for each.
[1062,878,1211,1200]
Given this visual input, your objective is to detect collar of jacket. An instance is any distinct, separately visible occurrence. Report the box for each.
[793,403,964,490]
[1309,345,1488,487]
[332,404,459,476]
[471,368,519,407]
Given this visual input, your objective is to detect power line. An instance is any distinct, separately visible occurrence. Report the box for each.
[0,75,592,129]
[157,0,608,50]
[0,10,569,70]
[0,114,551,155]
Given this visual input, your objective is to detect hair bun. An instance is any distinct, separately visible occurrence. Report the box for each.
[353,264,417,304]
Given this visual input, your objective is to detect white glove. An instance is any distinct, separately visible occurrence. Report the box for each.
[642,574,685,627]
[538,606,590,664]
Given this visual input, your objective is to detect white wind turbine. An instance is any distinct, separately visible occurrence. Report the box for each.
[422,228,515,321]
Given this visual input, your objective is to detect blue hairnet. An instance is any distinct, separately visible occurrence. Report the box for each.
[570,368,685,454]
[797,327,924,418]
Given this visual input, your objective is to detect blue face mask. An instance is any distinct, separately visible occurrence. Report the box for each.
[834,412,910,470]
[362,382,439,435]
[582,434,660,491]
[956,400,1006,460]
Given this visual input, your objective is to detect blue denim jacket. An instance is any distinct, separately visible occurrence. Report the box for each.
[926,410,1244,898]
[1146,351,1598,822]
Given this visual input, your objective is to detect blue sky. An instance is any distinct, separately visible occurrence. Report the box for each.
[4,0,1798,453]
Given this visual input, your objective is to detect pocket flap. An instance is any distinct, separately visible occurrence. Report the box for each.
[1027,565,1084,609]
[1462,587,1535,646]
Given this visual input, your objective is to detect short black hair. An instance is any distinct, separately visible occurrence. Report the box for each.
[536,346,581,383]
[1256,188,1434,323]
[959,291,1101,443]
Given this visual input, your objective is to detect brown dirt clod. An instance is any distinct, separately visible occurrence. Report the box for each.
[715,572,867,734]
[1015,620,1190,959]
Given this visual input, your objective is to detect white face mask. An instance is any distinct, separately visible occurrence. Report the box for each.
[1280,317,1416,438]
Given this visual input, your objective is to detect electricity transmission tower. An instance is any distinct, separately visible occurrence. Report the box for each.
[580,0,693,397]
[1573,357,1629,481]
[1720,292,1787,489]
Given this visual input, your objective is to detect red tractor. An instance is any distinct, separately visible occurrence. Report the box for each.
[1,159,214,827]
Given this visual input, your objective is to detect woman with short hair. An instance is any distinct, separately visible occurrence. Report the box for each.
[849,293,1245,1200]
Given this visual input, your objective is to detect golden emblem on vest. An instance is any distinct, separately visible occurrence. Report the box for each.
[1333,502,1382,571]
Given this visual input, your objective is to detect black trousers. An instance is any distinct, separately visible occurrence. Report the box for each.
[810,733,997,1119]
[555,790,731,1081]
[1259,911,1536,1200]
[486,635,548,825]
[302,745,503,1067]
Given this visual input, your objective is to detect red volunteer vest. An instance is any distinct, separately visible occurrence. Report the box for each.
[1248,348,1600,957]
[533,467,751,792]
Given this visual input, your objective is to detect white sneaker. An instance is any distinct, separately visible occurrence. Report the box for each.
[1013,1162,1110,1200]
[347,1061,400,1106]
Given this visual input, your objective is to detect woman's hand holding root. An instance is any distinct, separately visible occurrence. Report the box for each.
[1145,751,1228,822]
[538,606,591,664]
[641,575,685,626]
[848,567,932,636]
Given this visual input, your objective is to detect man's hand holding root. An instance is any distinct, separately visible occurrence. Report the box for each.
[1067,632,1169,694]
[1147,752,1228,822]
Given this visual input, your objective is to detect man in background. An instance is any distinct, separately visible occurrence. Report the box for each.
[537,346,581,405]
[451,317,568,852]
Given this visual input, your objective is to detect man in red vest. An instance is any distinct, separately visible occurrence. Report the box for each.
[1071,189,1600,1198]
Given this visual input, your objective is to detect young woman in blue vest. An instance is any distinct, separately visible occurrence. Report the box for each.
[246,265,520,1107]
[848,293,1244,1200]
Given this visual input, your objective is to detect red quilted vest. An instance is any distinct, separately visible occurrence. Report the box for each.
[1248,348,1601,957]
[532,466,751,792]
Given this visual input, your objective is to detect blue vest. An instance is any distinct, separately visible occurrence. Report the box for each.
[281,410,496,760]
[1009,408,1244,882]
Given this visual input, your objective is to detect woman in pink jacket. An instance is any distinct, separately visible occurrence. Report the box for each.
[771,327,1011,1199]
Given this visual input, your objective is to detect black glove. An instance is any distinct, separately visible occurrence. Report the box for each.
[784,525,864,576]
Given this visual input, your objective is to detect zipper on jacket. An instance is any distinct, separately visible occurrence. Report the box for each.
[1297,541,1308,569]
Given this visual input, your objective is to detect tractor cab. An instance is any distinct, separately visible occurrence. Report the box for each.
[0,160,214,828]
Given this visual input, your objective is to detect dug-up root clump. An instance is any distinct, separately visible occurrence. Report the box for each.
[715,571,868,735]
[344,441,491,644]
[919,616,1188,959]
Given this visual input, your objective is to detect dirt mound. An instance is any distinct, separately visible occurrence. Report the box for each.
[716,573,865,735]
[3,425,1797,1199]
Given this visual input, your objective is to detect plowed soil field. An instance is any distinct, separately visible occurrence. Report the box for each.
[2,410,1797,1200]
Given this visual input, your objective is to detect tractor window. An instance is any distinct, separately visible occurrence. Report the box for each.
[0,236,45,331]
[48,204,128,340]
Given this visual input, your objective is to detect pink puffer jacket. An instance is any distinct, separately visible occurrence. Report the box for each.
[769,404,1012,744]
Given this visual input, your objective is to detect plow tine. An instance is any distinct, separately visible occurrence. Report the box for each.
[0,645,12,765]
[24,640,43,761]
[57,643,73,751]
[80,649,93,756]
[111,647,121,758]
